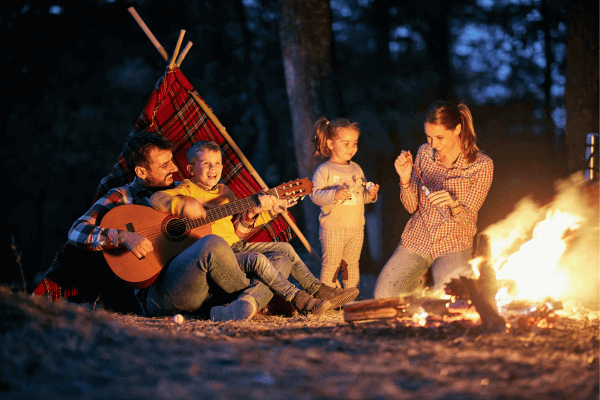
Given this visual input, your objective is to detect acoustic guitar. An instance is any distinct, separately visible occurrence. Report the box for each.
[102,178,312,288]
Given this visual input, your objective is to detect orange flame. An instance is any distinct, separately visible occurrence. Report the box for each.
[493,210,581,303]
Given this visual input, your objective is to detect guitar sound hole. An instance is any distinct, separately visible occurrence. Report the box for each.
[165,218,187,240]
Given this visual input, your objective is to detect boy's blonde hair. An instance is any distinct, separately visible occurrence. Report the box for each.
[186,141,221,164]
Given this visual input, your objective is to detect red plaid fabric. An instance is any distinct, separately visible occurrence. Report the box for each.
[94,68,293,243]
[32,278,79,301]
[33,68,294,303]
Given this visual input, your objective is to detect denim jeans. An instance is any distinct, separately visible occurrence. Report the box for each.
[144,236,316,316]
[231,241,321,296]
[233,250,299,309]
[374,245,472,299]
[144,235,249,316]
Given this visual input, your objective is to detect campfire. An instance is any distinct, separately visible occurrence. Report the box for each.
[344,173,599,332]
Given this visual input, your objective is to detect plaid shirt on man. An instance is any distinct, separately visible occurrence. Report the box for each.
[399,143,493,259]
[68,177,254,251]
[68,178,153,251]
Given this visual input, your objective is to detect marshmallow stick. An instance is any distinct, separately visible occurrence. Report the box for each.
[423,186,449,222]
[401,156,448,222]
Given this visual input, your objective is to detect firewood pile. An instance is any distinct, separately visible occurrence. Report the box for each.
[342,290,566,334]
[343,233,571,334]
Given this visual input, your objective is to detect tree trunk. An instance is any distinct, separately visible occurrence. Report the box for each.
[564,0,599,174]
[423,0,454,100]
[280,0,334,250]
[231,0,272,181]
[540,0,556,146]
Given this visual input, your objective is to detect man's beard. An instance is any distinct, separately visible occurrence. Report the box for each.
[146,174,175,189]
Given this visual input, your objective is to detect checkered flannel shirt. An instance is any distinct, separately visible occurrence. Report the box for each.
[68,177,255,251]
[399,143,493,259]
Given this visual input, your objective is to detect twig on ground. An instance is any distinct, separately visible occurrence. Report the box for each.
[10,236,27,293]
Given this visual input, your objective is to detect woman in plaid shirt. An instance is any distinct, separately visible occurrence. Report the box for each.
[374,101,493,297]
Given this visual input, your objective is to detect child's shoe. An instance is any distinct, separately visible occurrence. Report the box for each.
[313,284,359,309]
[210,299,257,322]
[292,291,331,316]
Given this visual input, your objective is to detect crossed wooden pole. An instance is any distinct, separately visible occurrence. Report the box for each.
[127,7,321,263]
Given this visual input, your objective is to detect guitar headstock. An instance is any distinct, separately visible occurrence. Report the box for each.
[274,178,313,201]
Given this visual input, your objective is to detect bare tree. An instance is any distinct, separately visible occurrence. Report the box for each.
[280,0,334,248]
[565,0,599,173]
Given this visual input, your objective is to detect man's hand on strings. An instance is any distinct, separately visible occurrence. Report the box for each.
[119,231,153,259]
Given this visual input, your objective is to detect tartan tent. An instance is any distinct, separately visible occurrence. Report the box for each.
[95,67,294,243]
[33,67,296,304]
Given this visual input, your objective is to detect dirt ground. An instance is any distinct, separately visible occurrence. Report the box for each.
[1,284,598,400]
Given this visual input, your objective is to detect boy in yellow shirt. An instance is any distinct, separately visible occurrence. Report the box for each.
[150,141,358,321]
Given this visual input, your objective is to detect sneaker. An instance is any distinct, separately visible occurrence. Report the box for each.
[313,284,359,309]
[292,291,331,316]
[210,299,257,322]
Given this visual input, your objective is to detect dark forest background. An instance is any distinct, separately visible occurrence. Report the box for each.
[1,0,598,291]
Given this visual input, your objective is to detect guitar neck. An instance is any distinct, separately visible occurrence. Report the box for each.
[185,187,277,229]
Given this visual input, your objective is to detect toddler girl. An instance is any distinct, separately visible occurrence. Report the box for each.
[310,117,379,289]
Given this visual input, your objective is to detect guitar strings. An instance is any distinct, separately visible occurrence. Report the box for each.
[114,189,306,241]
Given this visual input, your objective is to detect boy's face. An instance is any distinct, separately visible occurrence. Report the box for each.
[187,149,223,188]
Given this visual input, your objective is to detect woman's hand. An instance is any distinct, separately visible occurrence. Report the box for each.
[426,189,457,208]
[394,150,413,185]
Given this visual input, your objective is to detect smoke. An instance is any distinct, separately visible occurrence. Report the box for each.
[482,172,599,307]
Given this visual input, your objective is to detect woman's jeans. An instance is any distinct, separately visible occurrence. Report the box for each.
[374,245,472,299]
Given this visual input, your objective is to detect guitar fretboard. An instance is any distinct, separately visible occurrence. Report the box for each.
[183,187,278,230]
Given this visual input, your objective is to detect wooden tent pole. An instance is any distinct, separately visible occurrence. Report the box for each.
[127,7,321,263]
[176,42,193,67]
[190,91,322,263]
[168,30,186,70]
[128,7,169,61]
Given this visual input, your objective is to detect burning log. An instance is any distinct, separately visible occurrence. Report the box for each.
[343,297,406,322]
[342,295,484,328]
[444,276,507,332]
[445,233,508,332]
[343,233,509,331]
